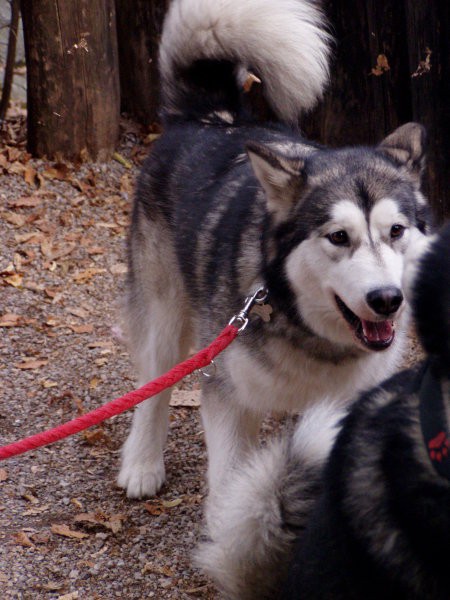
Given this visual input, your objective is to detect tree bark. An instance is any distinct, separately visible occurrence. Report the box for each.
[115,0,169,124]
[21,0,120,161]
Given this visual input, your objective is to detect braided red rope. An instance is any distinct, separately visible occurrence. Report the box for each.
[0,324,238,460]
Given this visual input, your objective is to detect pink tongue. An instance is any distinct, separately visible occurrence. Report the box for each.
[361,320,393,343]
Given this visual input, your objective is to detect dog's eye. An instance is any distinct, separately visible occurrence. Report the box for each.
[327,230,349,246]
[390,224,405,239]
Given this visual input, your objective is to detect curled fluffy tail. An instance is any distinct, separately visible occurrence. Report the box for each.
[159,0,331,125]
[412,222,450,372]
[196,402,345,600]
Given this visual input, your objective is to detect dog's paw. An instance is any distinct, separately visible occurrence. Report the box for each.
[117,458,166,498]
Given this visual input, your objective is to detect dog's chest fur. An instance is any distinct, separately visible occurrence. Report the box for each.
[221,329,405,413]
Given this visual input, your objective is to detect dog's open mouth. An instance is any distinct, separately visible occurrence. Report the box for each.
[335,295,395,351]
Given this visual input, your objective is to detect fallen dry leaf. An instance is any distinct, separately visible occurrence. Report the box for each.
[65,306,91,318]
[11,531,35,548]
[162,498,183,509]
[120,173,134,194]
[110,262,127,275]
[89,377,100,390]
[45,287,64,300]
[0,152,8,168]
[170,389,201,407]
[1,211,27,227]
[371,53,390,76]
[142,562,175,577]
[29,531,51,544]
[15,231,45,244]
[0,313,36,328]
[51,524,89,540]
[41,239,76,260]
[112,152,132,169]
[143,133,161,145]
[69,324,94,334]
[0,313,22,327]
[22,493,39,504]
[94,221,118,229]
[73,268,106,284]
[85,245,105,255]
[74,512,125,534]
[8,161,26,176]
[81,428,110,446]
[3,273,23,288]
[41,380,58,389]
[57,592,79,600]
[45,317,62,328]
[94,357,109,366]
[23,504,51,517]
[43,163,71,181]
[41,581,66,592]
[143,502,165,516]
[8,195,42,208]
[87,341,113,349]
[0,468,8,482]
[6,146,22,162]
[15,359,48,370]
[24,166,38,186]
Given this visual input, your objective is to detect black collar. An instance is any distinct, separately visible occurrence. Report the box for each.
[419,361,450,480]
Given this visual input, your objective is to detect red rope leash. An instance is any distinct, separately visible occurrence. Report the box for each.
[0,324,238,460]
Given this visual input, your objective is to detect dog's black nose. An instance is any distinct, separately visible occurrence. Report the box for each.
[366,287,403,316]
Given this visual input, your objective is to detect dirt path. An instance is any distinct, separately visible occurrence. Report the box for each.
[0,119,215,599]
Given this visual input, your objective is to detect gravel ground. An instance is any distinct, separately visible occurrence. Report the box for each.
[0,115,423,600]
[0,117,216,599]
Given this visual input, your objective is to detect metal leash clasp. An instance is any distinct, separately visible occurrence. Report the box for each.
[228,285,269,333]
[199,286,270,379]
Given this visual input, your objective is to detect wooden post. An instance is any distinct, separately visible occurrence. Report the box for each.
[115,0,169,124]
[21,0,120,161]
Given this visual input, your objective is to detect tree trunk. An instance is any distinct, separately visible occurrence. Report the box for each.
[21,0,120,161]
[115,0,169,124]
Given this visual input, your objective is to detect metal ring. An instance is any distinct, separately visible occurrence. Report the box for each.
[199,360,217,378]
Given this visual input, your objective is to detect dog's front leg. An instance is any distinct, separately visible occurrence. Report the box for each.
[201,380,262,504]
[117,292,192,499]
[118,393,170,499]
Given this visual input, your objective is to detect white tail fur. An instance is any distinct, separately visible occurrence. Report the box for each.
[159,0,332,124]
[197,401,345,599]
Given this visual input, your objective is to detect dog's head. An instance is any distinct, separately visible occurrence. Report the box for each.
[248,123,431,353]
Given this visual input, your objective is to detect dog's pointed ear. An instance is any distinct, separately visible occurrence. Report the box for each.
[246,142,305,223]
[377,122,426,186]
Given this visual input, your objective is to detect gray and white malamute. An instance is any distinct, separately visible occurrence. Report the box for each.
[118,0,431,500]
[198,223,450,600]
